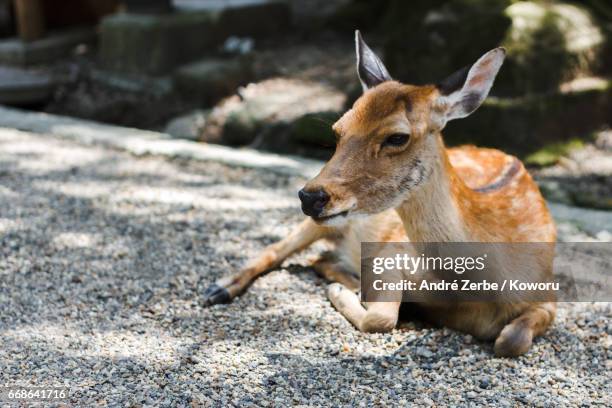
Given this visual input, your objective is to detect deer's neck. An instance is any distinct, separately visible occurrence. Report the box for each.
[395,135,472,242]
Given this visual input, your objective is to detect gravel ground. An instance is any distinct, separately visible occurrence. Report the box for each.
[0,128,610,407]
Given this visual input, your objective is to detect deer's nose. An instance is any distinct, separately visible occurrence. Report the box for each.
[298,188,330,217]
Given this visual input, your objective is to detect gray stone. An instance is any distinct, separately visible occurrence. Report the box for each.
[595,130,612,151]
[383,1,604,96]
[173,58,252,105]
[0,65,54,105]
[164,110,209,141]
[0,27,96,66]
[501,1,605,95]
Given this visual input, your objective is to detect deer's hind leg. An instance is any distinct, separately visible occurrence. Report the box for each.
[203,218,333,306]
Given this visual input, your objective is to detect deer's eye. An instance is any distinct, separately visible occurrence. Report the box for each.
[381,133,410,148]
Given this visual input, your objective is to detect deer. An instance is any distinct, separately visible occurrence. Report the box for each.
[203,31,557,357]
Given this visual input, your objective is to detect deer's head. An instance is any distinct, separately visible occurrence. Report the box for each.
[299,31,506,225]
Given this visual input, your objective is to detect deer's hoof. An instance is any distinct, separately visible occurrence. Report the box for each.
[494,323,533,357]
[202,283,231,306]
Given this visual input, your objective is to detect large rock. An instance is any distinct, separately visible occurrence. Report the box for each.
[164,109,209,141]
[99,2,291,76]
[381,1,605,96]
[498,1,605,95]
[443,79,612,156]
[201,78,346,147]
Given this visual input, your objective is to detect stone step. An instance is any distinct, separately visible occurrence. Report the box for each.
[0,27,96,66]
[0,65,54,105]
[100,1,290,76]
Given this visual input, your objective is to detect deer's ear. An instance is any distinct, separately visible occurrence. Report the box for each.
[435,47,506,122]
[355,30,392,91]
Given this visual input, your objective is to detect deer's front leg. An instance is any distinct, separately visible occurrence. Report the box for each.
[203,218,332,306]
[327,283,400,333]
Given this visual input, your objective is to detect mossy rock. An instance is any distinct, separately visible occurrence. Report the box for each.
[202,79,346,147]
[498,2,605,95]
[218,96,299,146]
[382,0,512,87]
[221,101,268,145]
[381,1,605,96]
[524,139,585,167]
[581,0,612,75]
[443,80,612,157]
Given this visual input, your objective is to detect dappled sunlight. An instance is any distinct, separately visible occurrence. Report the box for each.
[0,128,107,173]
[32,180,114,199]
[2,323,191,364]
[0,185,19,199]
[30,177,297,214]
[49,122,167,145]
[0,217,21,235]
[506,2,604,52]
[560,77,609,93]
[104,157,215,185]
[116,185,297,210]
[51,232,100,249]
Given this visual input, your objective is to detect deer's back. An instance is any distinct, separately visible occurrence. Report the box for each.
[448,145,556,242]
[447,145,517,190]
